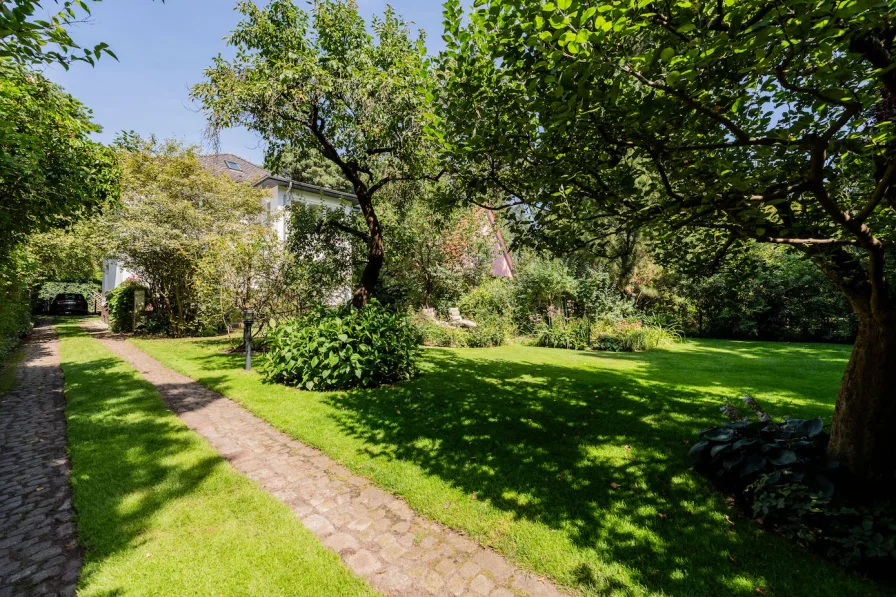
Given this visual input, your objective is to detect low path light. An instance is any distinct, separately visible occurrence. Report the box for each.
[242,308,254,371]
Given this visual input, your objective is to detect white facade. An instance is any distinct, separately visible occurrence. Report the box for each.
[101,259,134,294]
[101,155,358,294]
[263,182,357,241]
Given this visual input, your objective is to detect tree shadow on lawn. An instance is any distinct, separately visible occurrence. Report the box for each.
[60,352,223,594]
[325,345,871,596]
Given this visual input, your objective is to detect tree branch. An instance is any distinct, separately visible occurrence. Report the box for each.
[774,64,862,108]
[323,219,370,243]
[622,66,751,143]
[671,137,799,151]
[756,236,857,246]
[807,140,884,250]
[855,159,896,223]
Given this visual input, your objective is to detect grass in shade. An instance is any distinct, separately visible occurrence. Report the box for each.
[130,333,883,597]
[55,320,378,597]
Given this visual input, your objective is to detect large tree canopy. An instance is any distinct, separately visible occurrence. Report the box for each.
[0,61,117,260]
[193,0,436,307]
[438,0,896,482]
[105,139,268,336]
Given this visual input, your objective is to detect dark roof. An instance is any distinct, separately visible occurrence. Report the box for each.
[198,153,270,184]
[198,153,358,205]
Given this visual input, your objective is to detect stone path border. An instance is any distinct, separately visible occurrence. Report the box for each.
[0,322,80,597]
[83,320,566,597]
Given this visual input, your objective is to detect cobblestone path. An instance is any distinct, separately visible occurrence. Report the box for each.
[84,320,565,597]
[0,322,80,597]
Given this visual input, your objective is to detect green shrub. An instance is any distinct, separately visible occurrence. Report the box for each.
[0,276,31,360]
[263,300,420,390]
[594,320,680,352]
[106,280,149,333]
[415,319,506,348]
[459,277,516,322]
[533,315,592,350]
[416,321,467,347]
[533,316,679,352]
[690,396,896,571]
[463,323,507,347]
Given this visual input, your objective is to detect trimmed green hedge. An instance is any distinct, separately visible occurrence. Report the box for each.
[0,277,33,360]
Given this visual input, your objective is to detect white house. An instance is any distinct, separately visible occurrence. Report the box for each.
[102,153,514,293]
[101,153,359,293]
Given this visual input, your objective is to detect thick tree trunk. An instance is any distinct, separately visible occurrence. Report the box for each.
[351,191,384,309]
[828,307,896,486]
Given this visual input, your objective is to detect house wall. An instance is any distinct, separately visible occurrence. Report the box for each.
[101,259,134,294]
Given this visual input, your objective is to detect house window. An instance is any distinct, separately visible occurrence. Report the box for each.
[224,160,242,171]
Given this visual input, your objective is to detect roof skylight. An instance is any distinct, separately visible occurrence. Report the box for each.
[224,160,242,171]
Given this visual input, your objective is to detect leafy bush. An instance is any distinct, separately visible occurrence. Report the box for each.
[534,315,678,352]
[463,323,507,347]
[416,321,467,347]
[533,314,592,350]
[458,277,516,323]
[415,319,506,348]
[106,280,149,333]
[595,320,680,352]
[263,300,420,390]
[690,396,896,571]
[0,275,32,360]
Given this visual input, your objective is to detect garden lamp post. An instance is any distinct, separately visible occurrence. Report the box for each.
[242,308,254,371]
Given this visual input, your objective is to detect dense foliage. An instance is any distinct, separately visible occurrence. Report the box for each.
[104,139,268,336]
[415,319,508,348]
[195,227,302,337]
[266,146,353,193]
[534,315,679,352]
[1,0,119,68]
[0,248,35,359]
[106,280,148,334]
[262,300,420,390]
[691,396,896,572]
[193,0,436,307]
[377,197,494,311]
[0,62,117,261]
[438,0,896,481]
[684,245,856,342]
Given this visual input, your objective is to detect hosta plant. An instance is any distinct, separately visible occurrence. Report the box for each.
[262,300,420,390]
[690,396,896,572]
[689,396,833,494]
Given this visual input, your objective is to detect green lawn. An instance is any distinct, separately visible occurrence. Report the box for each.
[56,320,378,597]
[130,333,883,597]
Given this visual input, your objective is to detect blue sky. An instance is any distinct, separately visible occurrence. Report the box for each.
[45,0,451,165]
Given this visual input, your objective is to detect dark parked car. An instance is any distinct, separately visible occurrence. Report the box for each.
[50,293,90,315]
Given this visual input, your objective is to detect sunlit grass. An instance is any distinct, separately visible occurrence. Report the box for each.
[131,333,881,596]
[56,320,377,597]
